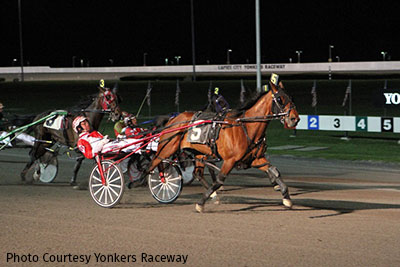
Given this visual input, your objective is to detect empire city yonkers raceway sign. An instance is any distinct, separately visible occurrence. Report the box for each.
[217,64,286,71]
[296,115,400,133]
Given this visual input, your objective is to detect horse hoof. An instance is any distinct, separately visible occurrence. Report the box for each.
[273,185,281,191]
[283,198,293,209]
[70,181,77,186]
[33,171,40,181]
[73,184,88,190]
[210,192,220,205]
[195,204,204,213]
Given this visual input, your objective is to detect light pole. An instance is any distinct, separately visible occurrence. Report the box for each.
[12,59,17,66]
[143,52,147,66]
[174,56,181,65]
[381,51,387,61]
[295,50,302,63]
[336,56,340,62]
[165,58,168,65]
[227,49,232,64]
[328,45,334,62]
[18,0,24,81]
[108,59,113,66]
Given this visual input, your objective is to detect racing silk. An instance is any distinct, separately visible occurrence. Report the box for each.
[213,94,230,113]
[77,131,106,159]
[124,126,145,139]
[113,120,125,137]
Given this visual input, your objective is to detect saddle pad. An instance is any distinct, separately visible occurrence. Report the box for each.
[187,120,212,144]
[44,113,66,130]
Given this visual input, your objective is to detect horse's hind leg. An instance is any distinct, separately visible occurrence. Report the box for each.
[70,155,84,186]
[195,159,235,213]
[252,158,292,208]
[193,161,219,204]
[21,144,45,183]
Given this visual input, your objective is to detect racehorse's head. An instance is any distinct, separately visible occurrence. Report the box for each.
[269,81,300,129]
[99,85,122,122]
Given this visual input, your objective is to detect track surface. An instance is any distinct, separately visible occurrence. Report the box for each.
[1,148,400,266]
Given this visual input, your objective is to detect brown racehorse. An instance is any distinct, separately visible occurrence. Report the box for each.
[21,86,122,185]
[149,80,299,212]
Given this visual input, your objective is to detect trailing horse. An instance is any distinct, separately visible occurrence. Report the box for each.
[20,85,122,185]
[149,80,299,212]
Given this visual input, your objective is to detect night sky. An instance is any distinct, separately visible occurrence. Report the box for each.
[1,1,400,67]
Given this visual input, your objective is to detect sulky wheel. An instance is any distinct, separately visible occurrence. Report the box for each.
[38,152,58,183]
[148,162,182,204]
[89,160,124,208]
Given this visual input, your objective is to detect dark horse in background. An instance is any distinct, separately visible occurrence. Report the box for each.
[149,80,299,212]
[20,86,122,185]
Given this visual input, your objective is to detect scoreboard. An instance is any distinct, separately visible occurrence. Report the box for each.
[296,115,400,133]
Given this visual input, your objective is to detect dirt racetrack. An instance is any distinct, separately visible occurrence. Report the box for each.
[1,148,400,266]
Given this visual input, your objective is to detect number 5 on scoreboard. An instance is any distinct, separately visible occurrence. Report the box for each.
[356,116,367,132]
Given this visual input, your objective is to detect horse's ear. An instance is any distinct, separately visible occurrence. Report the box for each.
[269,81,278,92]
[98,86,106,94]
[279,81,284,89]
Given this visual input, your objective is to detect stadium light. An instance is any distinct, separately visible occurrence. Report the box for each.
[336,56,340,62]
[174,56,181,65]
[381,51,387,61]
[227,49,232,64]
[295,50,302,63]
[328,45,334,62]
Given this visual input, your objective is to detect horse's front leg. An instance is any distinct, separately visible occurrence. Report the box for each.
[195,159,235,213]
[70,155,84,186]
[252,157,292,209]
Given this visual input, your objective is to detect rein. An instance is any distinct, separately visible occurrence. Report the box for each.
[233,111,289,123]
[80,109,112,114]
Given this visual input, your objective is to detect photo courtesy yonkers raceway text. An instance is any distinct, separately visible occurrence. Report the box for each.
[6,252,189,264]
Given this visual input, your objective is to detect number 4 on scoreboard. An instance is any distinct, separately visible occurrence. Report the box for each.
[356,116,367,132]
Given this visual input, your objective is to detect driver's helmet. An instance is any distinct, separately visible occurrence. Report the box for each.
[124,114,137,126]
[73,116,88,133]
[120,111,129,120]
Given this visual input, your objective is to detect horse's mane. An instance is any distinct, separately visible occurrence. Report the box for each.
[231,90,268,117]
[66,93,99,115]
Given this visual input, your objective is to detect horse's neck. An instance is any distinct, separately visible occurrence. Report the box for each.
[85,96,104,130]
[243,93,272,140]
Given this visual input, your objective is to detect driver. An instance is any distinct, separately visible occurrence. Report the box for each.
[73,116,157,160]
[206,87,230,115]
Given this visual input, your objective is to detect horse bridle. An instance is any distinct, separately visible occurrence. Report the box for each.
[100,89,119,120]
[271,87,296,124]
